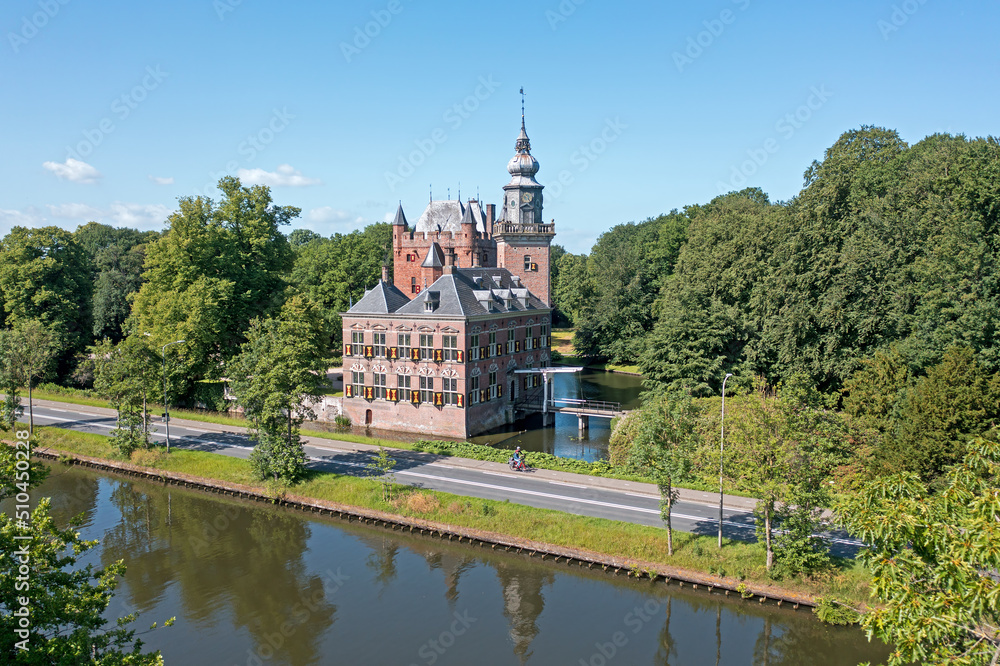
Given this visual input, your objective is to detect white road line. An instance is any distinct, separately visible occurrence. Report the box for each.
[481,471,510,477]
[49,408,69,413]
[549,481,588,488]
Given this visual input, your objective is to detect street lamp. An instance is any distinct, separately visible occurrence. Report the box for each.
[718,372,733,549]
[161,339,185,453]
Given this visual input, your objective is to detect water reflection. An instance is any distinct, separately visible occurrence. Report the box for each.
[20,464,890,666]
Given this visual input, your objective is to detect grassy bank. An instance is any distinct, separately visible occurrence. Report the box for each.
[31,427,872,609]
[27,385,710,489]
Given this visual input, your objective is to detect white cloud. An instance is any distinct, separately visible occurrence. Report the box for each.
[47,203,104,219]
[107,202,172,229]
[42,158,102,184]
[237,164,321,187]
[0,207,46,228]
[307,206,363,225]
[148,175,174,185]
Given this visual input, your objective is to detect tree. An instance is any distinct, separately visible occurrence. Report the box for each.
[836,438,1000,666]
[128,177,297,403]
[92,337,160,457]
[228,295,330,482]
[725,377,848,572]
[0,331,23,432]
[619,392,698,555]
[0,226,92,374]
[365,446,398,503]
[288,223,392,354]
[3,321,58,438]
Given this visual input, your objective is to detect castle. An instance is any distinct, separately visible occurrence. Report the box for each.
[340,111,555,438]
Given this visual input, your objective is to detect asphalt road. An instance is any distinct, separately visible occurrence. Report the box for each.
[23,399,863,555]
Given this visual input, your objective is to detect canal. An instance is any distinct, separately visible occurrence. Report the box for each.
[20,463,891,665]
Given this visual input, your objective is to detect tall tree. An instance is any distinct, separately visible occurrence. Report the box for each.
[620,392,698,555]
[228,295,330,482]
[0,330,22,432]
[837,438,1000,666]
[0,226,92,373]
[3,321,58,437]
[128,177,297,403]
[92,337,160,457]
[287,222,392,353]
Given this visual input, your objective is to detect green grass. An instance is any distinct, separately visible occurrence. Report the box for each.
[31,426,873,607]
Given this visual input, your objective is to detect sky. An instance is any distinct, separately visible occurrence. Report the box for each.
[2,0,998,254]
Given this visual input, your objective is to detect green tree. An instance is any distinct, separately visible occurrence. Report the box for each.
[365,446,398,503]
[128,177,297,402]
[0,226,92,374]
[620,392,698,555]
[836,438,1000,666]
[228,295,329,482]
[725,377,847,572]
[2,321,58,438]
[73,223,158,343]
[0,331,23,432]
[92,337,160,457]
[287,223,392,353]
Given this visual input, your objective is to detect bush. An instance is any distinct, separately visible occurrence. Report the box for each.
[334,414,351,429]
[813,598,861,625]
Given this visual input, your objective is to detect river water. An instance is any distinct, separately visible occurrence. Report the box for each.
[17,464,891,665]
[470,369,645,462]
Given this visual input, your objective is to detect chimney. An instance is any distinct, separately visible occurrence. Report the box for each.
[381,264,389,282]
[445,250,457,274]
[472,250,480,267]
[485,203,495,236]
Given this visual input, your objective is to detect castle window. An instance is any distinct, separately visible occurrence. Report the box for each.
[442,335,458,361]
[419,334,434,360]
[373,372,387,399]
[488,370,498,399]
[540,325,548,348]
[351,371,364,398]
[470,334,480,360]
[373,332,385,358]
[411,277,419,294]
[397,374,411,402]
[397,333,411,359]
[489,331,498,357]
[506,323,515,354]
[525,326,533,350]
[469,375,480,404]
[419,376,434,403]
[524,255,531,271]
[442,377,458,405]
[351,331,364,355]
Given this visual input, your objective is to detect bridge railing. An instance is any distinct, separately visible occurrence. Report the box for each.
[549,398,623,414]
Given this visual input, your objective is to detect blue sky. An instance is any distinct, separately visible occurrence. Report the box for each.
[2,0,997,254]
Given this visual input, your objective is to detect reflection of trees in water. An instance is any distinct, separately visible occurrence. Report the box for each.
[495,564,554,665]
[361,534,399,596]
[404,541,477,607]
[36,465,99,524]
[99,479,337,665]
[654,596,677,665]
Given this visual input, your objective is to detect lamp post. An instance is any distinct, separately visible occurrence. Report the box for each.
[161,339,185,453]
[718,372,733,548]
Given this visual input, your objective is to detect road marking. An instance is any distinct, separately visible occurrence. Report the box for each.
[49,408,69,413]
[481,471,510,478]
[549,481,588,488]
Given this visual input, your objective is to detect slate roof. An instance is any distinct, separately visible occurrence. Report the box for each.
[414,200,487,234]
[393,267,547,318]
[347,280,411,315]
[391,204,408,227]
[421,242,445,268]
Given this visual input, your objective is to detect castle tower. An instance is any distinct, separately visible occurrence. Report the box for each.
[495,105,555,306]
